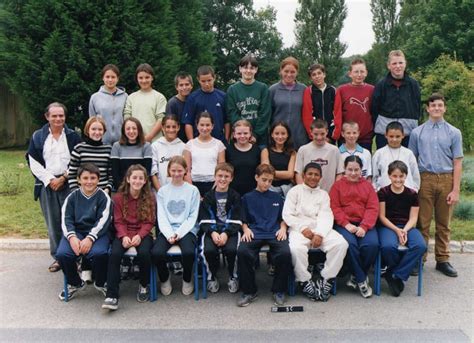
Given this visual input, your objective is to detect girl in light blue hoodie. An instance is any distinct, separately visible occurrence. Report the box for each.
[89,64,128,145]
[151,156,200,296]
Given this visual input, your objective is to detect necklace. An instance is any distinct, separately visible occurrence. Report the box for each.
[388,146,401,162]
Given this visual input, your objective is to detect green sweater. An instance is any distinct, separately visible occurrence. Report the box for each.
[226,80,271,145]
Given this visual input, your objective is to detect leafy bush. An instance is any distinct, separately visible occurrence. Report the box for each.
[454,201,474,221]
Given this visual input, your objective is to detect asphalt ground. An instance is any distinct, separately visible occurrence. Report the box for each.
[0,250,472,342]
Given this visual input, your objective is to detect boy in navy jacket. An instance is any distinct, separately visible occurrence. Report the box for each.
[199,163,242,294]
[56,163,111,301]
[236,164,292,307]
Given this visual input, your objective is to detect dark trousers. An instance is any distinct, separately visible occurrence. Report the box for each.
[237,238,291,294]
[56,233,110,287]
[335,226,379,283]
[378,226,426,281]
[375,133,410,149]
[151,233,196,282]
[106,235,153,298]
[39,185,70,258]
[193,181,214,198]
[201,232,239,280]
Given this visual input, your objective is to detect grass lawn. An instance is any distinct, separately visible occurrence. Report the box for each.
[0,148,473,240]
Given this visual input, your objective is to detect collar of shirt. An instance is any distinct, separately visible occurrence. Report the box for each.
[426,118,446,129]
[43,128,70,175]
[339,144,363,154]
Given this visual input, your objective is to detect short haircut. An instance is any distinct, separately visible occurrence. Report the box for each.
[388,160,408,175]
[162,114,180,126]
[303,162,322,176]
[120,117,145,146]
[344,155,363,169]
[388,50,406,63]
[167,155,187,175]
[310,118,328,130]
[197,65,215,78]
[342,121,359,132]
[84,116,107,137]
[101,64,120,78]
[45,102,67,117]
[135,63,155,84]
[196,111,214,125]
[349,58,366,71]
[239,54,258,68]
[427,92,446,105]
[78,163,100,178]
[232,119,253,133]
[385,121,404,134]
[174,72,193,87]
[280,57,299,71]
[255,163,275,177]
[215,162,234,176]
[308,63,326,76]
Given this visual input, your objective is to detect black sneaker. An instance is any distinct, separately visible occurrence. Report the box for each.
[316,278,334,302]
[237,293,257,307]
[436,262,458,277]
[385,273,404,297]
[94,282,107,297]
[301,280,317,301]
[59,281,86,301]
[172,262,183,275]
[137,284,150,303]
[102,297,119,310]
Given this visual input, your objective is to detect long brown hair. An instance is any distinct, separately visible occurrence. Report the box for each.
[119,117,145,146]
[117,164,154,221]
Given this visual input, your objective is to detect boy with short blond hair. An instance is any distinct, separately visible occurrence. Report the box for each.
[199,163,242,294]
[295,119,344,192]
[332,58,374,150]
[237,164,292,307]
[372,121,420,191]
[339,121,372,179]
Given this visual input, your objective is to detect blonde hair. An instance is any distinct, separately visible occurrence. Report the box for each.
[232,119,253,133]
[167,156,187,176]
[388,50,406,63]
[84,116,107,137]
[342,121,359,132]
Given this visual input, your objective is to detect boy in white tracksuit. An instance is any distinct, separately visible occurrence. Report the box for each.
[283,162,348,301]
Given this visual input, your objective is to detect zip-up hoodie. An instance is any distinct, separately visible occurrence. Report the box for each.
[199,187,242,236]
[282,183,334,238]
[302,84,336,137]
[151,137,185,186]
[89,86,128,145]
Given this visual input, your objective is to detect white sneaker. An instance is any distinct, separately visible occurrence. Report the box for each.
[227,278,239,293]
[160,278,172,296]
[358,278,373,298]
[207,279,220,293]
[182,280,194,295]
[81,270,92,284]
[346,275,357,290]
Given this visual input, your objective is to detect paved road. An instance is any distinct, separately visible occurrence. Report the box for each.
[0,251,472,342]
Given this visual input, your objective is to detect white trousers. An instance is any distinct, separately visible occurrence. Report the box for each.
[289,229,348,282]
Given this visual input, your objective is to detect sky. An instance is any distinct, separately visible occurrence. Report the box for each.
[253,0,375,57]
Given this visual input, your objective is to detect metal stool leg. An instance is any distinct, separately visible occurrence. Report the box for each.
[194,246,199,301]
[375,251,381,296]
[63,275,69,302]
[417,256,423,296]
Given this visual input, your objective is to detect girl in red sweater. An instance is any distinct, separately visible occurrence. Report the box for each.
[329,155,379,298]
[102,165,156,311]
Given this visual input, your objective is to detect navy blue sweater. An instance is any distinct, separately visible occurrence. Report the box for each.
[241,189,284,240]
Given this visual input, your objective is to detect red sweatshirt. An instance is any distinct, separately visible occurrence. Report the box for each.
[113,193,156,239]
[332,83,374,143]
[329,177,379,231]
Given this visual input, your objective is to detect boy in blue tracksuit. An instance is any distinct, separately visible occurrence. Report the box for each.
[237,164,292,307]
[199,163,242,294]
[56,163,111,301]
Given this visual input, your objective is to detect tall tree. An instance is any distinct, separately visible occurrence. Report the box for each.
[370,0,399,45]
[399,0,474,70]
[294,0,347,84]
[202,0,283,88]
[0,0,184,128]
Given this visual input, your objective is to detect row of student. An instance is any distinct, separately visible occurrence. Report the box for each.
[56,156,425,311]
[31,92,462,280]
[88,50,420,152]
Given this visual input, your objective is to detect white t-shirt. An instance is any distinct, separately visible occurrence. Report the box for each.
[184,137,226,182]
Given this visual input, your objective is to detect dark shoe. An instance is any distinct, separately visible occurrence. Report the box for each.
[48,260,61,273]
[102,297,118,310]
[301,280,317,301]
[385,273,404,297]
[436,262,458,277]
[237,293,257,307]
[137,284,150,302]
[316,278,334,302]
[59,281,86,301]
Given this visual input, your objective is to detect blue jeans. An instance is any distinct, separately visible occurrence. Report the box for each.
[378,226,426,281]
[335,225,379,283]
[56,233,110,287]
